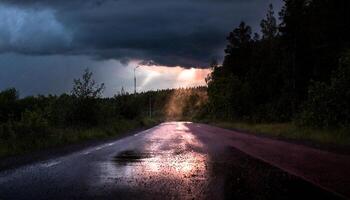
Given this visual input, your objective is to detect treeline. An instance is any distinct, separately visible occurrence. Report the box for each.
[0,69,207,156]
[206,0,350,128]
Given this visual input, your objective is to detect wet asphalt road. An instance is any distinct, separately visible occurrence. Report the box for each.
[0,122,348,200]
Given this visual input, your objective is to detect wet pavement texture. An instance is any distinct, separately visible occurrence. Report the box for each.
[0,122,346,199]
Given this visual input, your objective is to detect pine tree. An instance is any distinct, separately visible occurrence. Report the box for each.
[260,4,278,40]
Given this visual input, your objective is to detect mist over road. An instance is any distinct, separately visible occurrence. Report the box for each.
[0,122,347,199]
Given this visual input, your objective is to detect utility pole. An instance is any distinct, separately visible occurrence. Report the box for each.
[134,66,140,94]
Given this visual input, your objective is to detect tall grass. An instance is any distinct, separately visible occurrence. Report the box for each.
[0,118,159,158]
[213,122,350,147]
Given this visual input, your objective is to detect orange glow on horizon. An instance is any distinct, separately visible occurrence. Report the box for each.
[137,65,211,89]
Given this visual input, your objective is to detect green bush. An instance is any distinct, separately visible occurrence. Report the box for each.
[16,110,50,137]
[297,51,350,128]
[208,73,254,120]
[0,88,19,123]
[0,121,16,140]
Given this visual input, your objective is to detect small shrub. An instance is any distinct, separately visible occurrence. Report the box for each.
[297,51,350,128]
[0,121,16,140]
[16,110,50,137]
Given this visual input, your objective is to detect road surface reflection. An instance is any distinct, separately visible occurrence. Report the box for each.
[97,122,209,199]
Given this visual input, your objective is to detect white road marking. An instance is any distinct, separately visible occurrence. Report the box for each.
[95,147,103,151]
[42,161,61,168]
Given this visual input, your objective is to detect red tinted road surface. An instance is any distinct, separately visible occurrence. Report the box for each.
[191,123,350,198]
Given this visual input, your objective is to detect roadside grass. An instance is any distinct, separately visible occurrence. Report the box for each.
[0,118,159,158]
[211,121,350,147]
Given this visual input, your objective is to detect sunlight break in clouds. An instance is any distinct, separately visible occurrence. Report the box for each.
[136,65,211,91]
[0,55,210,97]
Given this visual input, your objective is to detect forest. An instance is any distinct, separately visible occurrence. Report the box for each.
[1,0,350,157]
[207,0,350,128]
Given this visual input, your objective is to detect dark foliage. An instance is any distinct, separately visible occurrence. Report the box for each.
[297,51,350,127]
[0,68,207,144]
[207,1,350,127]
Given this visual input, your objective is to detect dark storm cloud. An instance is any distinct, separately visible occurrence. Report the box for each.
[0,0,283,67]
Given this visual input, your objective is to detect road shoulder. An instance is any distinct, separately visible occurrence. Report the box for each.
[207,122,350,155]
[0,127,149,171]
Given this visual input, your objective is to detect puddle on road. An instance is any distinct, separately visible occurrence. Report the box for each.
[95,122,210,199]
[113,150,152,165]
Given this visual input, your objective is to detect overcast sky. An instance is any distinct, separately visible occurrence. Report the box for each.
[0,0,283,97]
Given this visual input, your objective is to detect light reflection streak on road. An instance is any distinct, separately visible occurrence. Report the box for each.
[97,122,209,198]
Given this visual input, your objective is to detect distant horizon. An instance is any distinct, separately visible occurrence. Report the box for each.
[0,59,211,98]
[7,84,209,99]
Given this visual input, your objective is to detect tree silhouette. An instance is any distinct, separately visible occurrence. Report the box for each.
[71,68,105,125]
[71,68,105,99]
[260,4,278,40]
[207,0,350,123]
[225,22,252,54]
